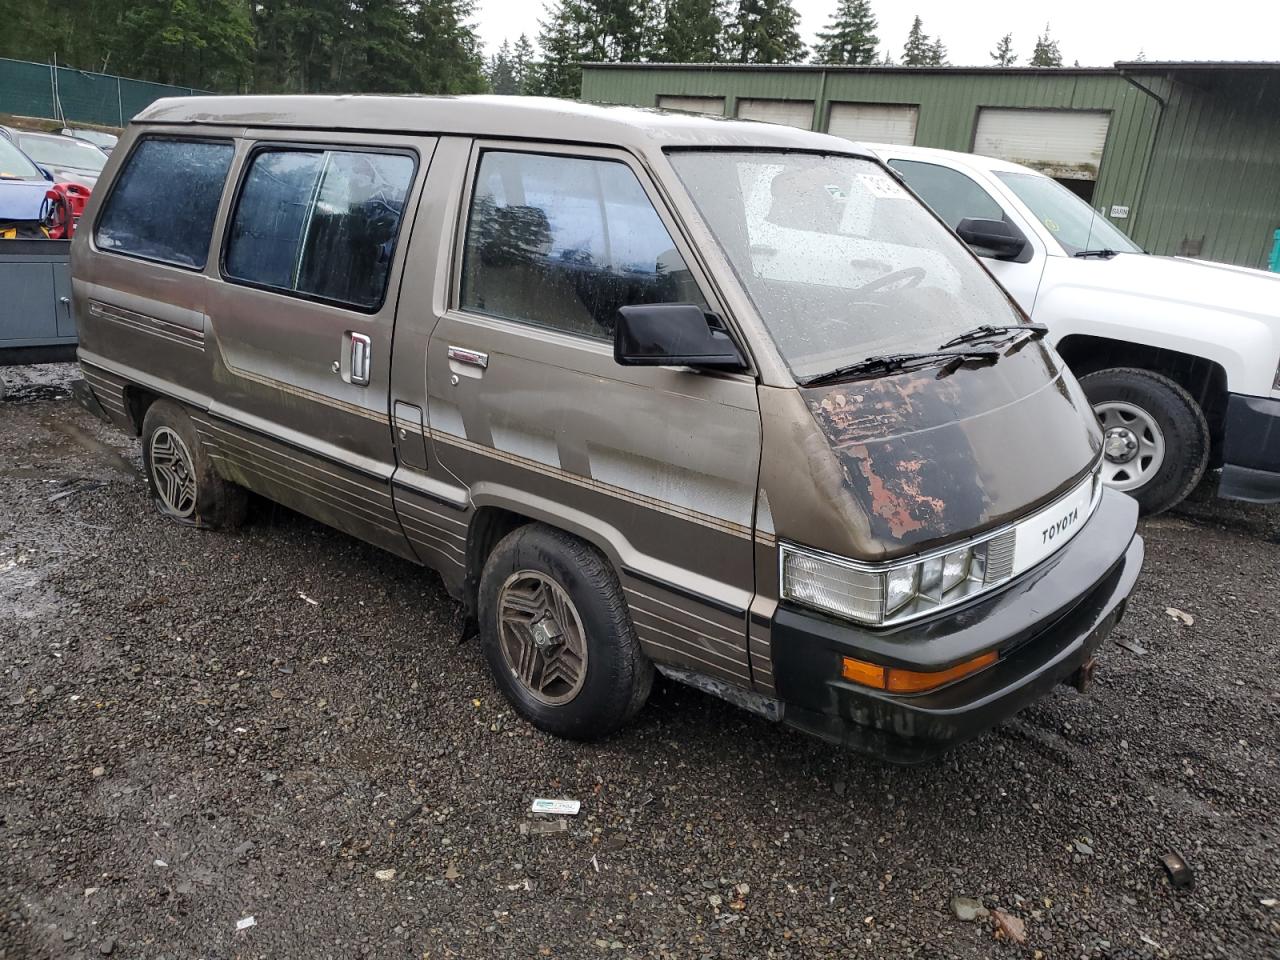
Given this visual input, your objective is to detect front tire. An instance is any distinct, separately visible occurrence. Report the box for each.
[141,400,247,529]
[1079,367,1209,515]
[478,523,652,740]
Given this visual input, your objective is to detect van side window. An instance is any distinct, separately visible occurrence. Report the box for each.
[887,159,1005,230]
[225,148,415,311]
[460,151,707,340]
[95,138,234,269]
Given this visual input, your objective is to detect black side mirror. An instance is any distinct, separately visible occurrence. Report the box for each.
[614,303,747,371]
[956,217,1028,261]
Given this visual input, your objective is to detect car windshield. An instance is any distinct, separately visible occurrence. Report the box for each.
[0,136,43,180]
[995,171,1141,256]
[17,134,107,172]
[668,150,1023,381]
[65,129,117,149]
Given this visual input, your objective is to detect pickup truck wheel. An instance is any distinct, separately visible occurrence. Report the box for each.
[141,400,247,530]
[1080,367,1209,515]
[478,523,653,740]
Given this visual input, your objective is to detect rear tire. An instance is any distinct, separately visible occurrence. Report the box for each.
[141,400,247,530]
[1079,367,1209,515]
[478,523,652,740]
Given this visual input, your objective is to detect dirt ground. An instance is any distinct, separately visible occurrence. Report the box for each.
[2,365,1278,959]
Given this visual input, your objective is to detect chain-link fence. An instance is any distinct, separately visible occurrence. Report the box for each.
[0,57,206,128]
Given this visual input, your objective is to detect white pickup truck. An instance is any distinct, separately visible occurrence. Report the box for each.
[867,143,1280,514]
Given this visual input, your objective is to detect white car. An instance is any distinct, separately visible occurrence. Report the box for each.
[866,143,1280,513]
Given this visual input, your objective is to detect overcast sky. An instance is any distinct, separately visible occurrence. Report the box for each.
[473,0,1279,67]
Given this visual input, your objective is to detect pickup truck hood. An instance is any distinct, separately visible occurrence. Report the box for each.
[779,341,1102,561]
[1057,253,1280,324]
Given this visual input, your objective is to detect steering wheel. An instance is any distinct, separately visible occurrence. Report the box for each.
[855,266,925,296]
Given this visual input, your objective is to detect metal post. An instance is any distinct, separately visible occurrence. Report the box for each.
[117,77,124,126]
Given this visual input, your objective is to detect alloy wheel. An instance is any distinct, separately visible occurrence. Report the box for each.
[148,426,198,519]
[497,571,589,705]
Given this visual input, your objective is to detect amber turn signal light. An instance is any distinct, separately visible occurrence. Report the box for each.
[841,651,998,694]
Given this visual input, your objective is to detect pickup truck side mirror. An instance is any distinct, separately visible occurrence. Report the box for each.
[957,217,1029,262]
[614,303,747,371]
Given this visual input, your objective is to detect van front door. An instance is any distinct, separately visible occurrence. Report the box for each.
[422,143,763,689]
[202,133,435,558]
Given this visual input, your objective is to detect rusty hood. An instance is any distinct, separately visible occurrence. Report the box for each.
[787,343,1101,561]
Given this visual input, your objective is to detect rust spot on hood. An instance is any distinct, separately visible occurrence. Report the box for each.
[849,449,946,538]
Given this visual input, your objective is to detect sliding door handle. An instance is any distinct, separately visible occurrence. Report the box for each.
[348,331,372,385]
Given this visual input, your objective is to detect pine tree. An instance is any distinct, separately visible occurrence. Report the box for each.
[407,0,487,93]
[900,15,930,66]
[927,36,947,65]
[1029,23,1062,67]
[657,0,728,62]
[729,0,806,63]
[990,32,1016,67]
[812,0,878,66]
[536,0,590,97]
[487,39,518,93]
[512,33,537,92]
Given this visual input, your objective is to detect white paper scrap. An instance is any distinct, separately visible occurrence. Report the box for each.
[531,798,580,816]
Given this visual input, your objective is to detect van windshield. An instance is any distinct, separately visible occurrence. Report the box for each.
[995,171,1142,256]
[668,151,1023,382]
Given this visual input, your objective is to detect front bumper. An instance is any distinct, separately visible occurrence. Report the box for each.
[771,488,1143,764]
[1219,393,1280,504]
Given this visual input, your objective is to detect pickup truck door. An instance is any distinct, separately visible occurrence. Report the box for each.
[887,157,1047,315]
[202,131,436,559]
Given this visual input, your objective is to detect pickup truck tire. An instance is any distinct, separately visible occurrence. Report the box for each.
[141,400,247,530]
[1080,367,1209,515]
[478,523,653,740]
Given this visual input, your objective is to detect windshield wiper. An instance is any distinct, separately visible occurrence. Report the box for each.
[1073,248,1120,259]
[938,323,1048,350]
[799,348,1000,386]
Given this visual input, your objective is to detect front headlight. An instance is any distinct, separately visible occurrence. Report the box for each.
[780,539,1001,627]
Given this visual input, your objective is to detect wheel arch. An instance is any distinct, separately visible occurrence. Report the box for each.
[1055,335,1229,452]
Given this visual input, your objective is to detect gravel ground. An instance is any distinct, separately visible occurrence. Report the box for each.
[2,364,1279,960]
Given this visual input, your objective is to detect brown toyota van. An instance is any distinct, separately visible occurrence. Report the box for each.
[71,96,1143,762]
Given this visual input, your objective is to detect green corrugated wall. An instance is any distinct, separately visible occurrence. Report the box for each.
[581,65,1280,268]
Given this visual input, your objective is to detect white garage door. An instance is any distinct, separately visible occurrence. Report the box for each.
[735,98,814,128]
[974,108,1110,180]
[657,95,725,116]
[827,103,919,145]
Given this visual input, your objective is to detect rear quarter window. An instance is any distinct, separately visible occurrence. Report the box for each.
[95,138,234,269]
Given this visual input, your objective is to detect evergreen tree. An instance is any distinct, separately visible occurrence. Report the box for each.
[926,36,947,65]
[990,32,1016,67]
[657,0,728,62]
[407,0,487,93]
[512,33,537,92]
[813,0,878,66]
[900,14,930,66]
[487,39,518,93]
[536,0,590,97]
[729,0,806,64]
[1029,23,1062,67]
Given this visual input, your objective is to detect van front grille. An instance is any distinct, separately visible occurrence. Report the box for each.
[983,530,1017,583]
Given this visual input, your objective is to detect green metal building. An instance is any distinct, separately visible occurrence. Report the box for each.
[581,61,1280,269]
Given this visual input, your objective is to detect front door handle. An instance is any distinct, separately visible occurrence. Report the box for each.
[348,332,372,385]
[447,345,488,370]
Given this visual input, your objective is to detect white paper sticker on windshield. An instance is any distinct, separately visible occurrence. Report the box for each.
[859,172,905,199]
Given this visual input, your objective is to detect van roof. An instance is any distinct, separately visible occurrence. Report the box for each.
[134,94,870,155]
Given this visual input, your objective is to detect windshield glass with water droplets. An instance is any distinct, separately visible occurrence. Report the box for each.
[669,150,1023,382]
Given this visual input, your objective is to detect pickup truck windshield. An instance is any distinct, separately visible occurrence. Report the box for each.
[669,151,1022,382]
[995,171,1141,256]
